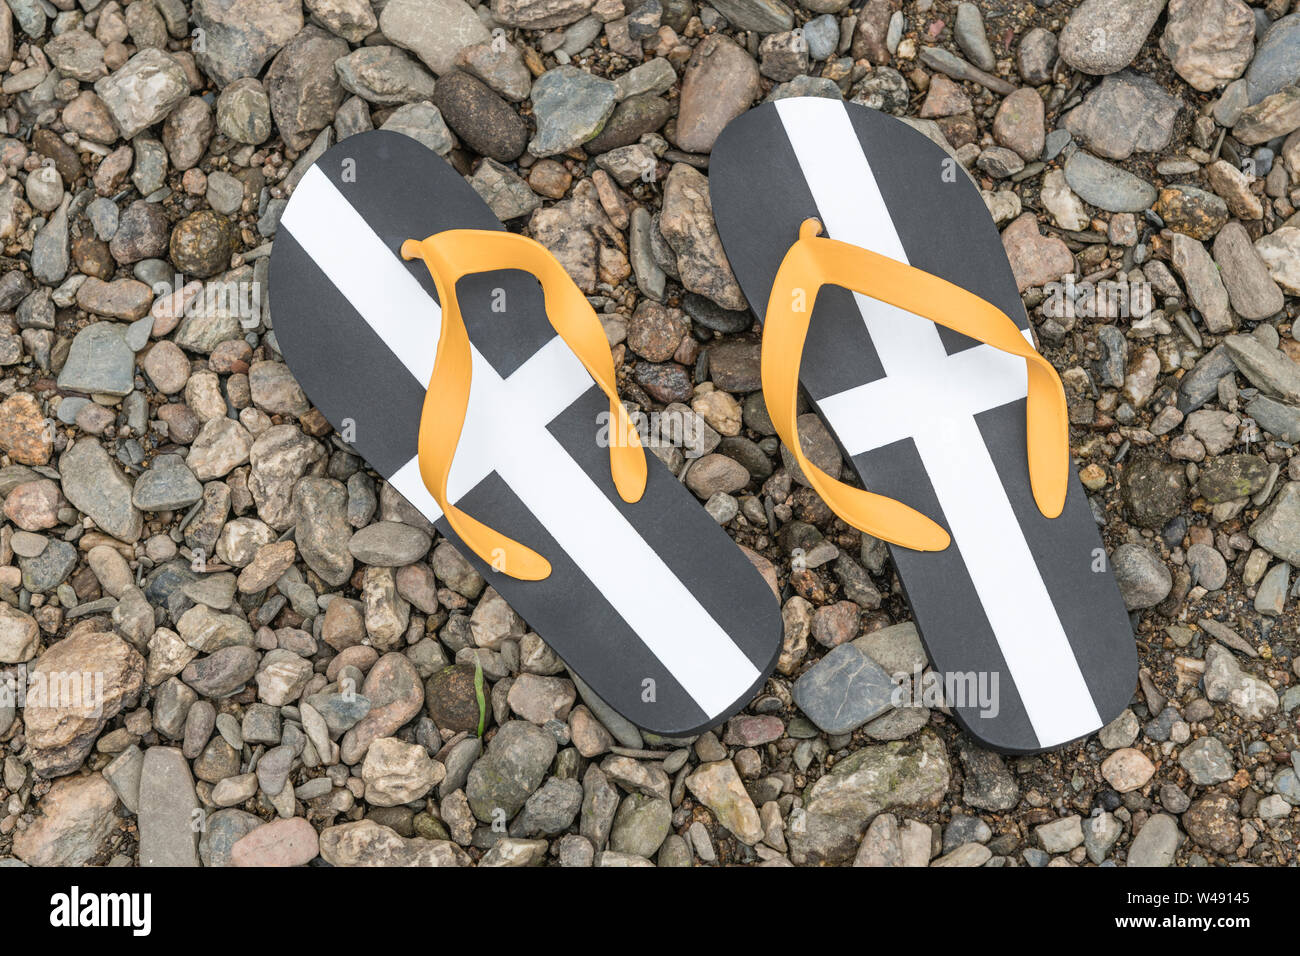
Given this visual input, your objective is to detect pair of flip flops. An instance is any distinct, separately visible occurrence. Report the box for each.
[269,97,1137,753]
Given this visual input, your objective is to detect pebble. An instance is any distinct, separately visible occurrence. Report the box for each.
[265,27,348,151]
[206,171,245,217]
[528,66,617,156]
[1171,233,1234,333]
[216,78,273,144]
[1254,227,1300,296]
[1226,336,1300,405]
[1001,212,1073,292]
[1203,642,1278,719]
[1110,543,1172,609]
[803,15,838,62]
[306,0,377,42]
[32,200,70,286]
[1183,793,1241,855]
[138,746,201,866]
[24,630,144,775]
[508,673,576,723]
[1198,453,1269,503]
[182,646,260,697]
[1254,562,1289,616]
[380,102,455,155]
[686,759,763,845]
[131,138,169,196]
[5,480,61,532]
[1207,158,1263,220]
[1127,813,1181,866]
[341,653,424,764]
[609,793,672,857]
[759,31,810,83]
[660,164,747,310]
[1160,782,1192,813]
[1158,186,1231,244]
[0,603,39,663]
[318,819,466,866]
[230,817,320,866]
[1063,71,1179,161]
[992,88,1045,161]
[457,40,532,102]
[12,774,120,866]
[470,159,542,221]
[466,720,557,821]
[707,0,792,33]
[87,198,120,241]
[60,437,143,540]
[1101,748,1155,792]
[433,71,528,162]
[94,49,190,139]
[511,777,583,836]
[132,454,203,511]
[1213,222,1284,320]
[1244,13,1300,104]
[162,98,212,172]
[192,0,303,86]
[1161,0,1256,92]
[1018,27,1057,85]
[20,539,78,593]
[362,736,445,806]
[1059,0,1166,74]
[1178,735,1235,784]
[954,3,994,71]
[1185,543,1228,590]
[1082,811,1121,863]
[58,322,136,396]
[675,35,760,153]
[0,393,53,464]
[1034,820,1085,859]
[110,200,170,264]
[790,731,948,864]
[170,210,235,278]
[793,642,895,734]
[25,165,63,212]
[1063,150,1158,212]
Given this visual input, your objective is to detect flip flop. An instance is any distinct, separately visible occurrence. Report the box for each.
[269,129,781,737]
[710,98,1137,754]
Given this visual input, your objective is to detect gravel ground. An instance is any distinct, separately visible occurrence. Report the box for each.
[0,0,1298,868]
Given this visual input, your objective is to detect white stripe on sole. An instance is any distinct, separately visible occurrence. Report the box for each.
[281,165,761,719]
[775,97,1101,747]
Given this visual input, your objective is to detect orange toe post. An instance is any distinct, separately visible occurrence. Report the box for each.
[761,219,1069,552]
[401,229,649,580]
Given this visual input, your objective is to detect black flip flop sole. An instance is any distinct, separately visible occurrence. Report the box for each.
[711,99,1137,753]
[269,130,781,737]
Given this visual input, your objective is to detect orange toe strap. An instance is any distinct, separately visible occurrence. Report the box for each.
[402,230,646,581]
[762,219,1069,552]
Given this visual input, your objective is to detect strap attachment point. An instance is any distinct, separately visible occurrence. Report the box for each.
[403,229,648,581]
[763,218,1069,551]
